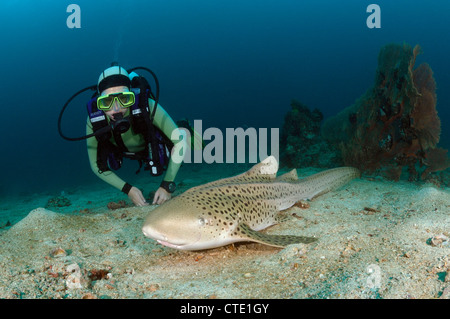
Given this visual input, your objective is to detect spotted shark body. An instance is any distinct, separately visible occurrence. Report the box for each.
[142,156,360,251]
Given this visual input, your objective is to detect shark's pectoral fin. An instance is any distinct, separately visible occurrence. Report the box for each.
[237,223,317,248]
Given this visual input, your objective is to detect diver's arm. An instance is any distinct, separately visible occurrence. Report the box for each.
[149,100,187,182]
[86,119,148,206]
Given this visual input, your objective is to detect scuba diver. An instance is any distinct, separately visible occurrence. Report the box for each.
[59,63,186,206]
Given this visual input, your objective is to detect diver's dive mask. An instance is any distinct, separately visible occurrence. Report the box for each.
[97,91,135,110]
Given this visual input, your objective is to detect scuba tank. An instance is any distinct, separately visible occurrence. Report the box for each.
[130,74,170,176]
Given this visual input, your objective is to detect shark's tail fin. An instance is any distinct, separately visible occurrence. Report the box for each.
[296,167,360,200]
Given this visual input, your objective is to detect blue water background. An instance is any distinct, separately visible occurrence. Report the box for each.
[0,0,449,196]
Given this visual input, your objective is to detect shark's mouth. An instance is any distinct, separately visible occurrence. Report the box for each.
[143,226,188,249]
[157,240,185,249]
[143,223,202,250]
[155,232,204,250]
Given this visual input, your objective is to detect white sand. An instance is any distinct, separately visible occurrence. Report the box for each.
[0,163,449,299]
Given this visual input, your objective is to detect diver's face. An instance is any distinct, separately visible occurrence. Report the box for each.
[101,86,129,121]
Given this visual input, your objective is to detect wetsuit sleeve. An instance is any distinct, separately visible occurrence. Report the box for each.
[86,117,128,191]
[149,101,187,182]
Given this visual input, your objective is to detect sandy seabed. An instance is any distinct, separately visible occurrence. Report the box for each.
[0,163,449,299]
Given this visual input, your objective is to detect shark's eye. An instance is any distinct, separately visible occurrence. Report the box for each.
[198,217,206,226]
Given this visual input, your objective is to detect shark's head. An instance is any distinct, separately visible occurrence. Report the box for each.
[142,195,237,251]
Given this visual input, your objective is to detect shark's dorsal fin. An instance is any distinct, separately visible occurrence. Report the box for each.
[239,155,278,180]
[186,156,279,192]
[275,169,299,182]
[236,223,317,248]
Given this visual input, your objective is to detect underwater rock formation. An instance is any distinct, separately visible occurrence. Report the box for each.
[322,43,449,181]
[280,99,340,168]
[46,195,71,209]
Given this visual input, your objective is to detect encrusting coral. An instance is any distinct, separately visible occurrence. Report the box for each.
[46,195,71,209]
[321,43,449,181]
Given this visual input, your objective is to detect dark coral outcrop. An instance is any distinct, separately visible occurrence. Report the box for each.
[322,43,449,181]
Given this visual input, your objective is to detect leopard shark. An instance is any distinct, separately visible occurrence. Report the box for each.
[142,156,360,251]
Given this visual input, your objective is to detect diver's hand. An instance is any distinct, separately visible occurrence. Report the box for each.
[128,187,149,207]
[152,187,172,205]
